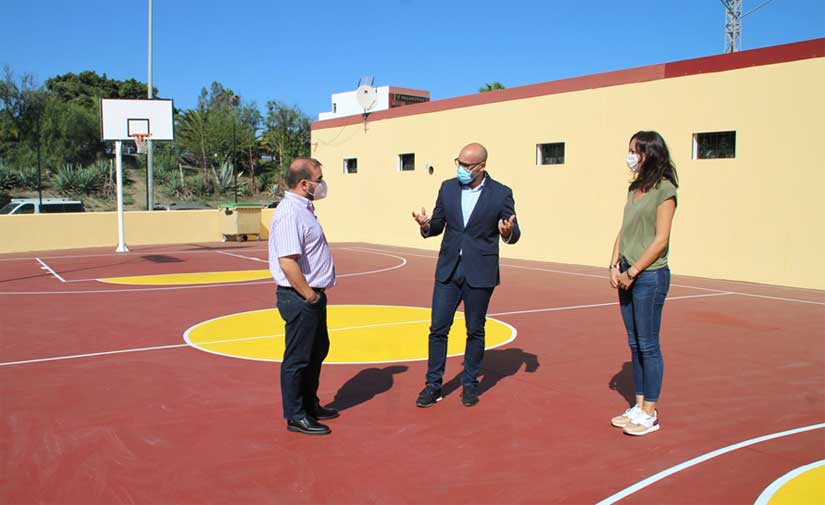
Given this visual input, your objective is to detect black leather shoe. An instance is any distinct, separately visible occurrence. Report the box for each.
[287,416,331,435]
[461,386,479,407]
[309,405,340,420]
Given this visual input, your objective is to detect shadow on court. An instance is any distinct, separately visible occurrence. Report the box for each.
[609,361,635,406]
[442,347,540,397]
[326,365,408,411]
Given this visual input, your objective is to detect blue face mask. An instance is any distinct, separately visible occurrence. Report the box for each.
[457,166,474,185]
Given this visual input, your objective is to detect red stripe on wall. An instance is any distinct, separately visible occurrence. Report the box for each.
[312,38,824,131]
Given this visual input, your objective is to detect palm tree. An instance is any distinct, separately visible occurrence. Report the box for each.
[175,109,210,184]
[479,82,506,92]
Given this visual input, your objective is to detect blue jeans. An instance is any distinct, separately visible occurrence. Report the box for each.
[426,259,494,389]
[276,286,329,420]
[618,262,670,402]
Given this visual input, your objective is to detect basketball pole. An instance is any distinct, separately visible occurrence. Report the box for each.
[115,141,129,253]
[146,0,154,211]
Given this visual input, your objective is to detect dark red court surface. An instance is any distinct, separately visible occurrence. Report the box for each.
[1,242,823,504]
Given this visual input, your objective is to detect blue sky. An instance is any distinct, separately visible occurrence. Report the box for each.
[3,1,823,119]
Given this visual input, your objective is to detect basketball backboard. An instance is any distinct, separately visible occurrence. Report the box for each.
[100,98,174,141]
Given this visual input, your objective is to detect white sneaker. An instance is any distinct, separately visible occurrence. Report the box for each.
[611,405,643,428]
[623,410,660,436]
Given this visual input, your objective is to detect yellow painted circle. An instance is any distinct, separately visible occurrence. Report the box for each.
[767,464,825,505]
[184,305,516,363]
[99,270,271,285]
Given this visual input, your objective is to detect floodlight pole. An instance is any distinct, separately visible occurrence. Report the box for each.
[115,141,129,252]
[146,0,154,210]
[233,119,238,203]
[36,112,42,206]
[231,95,239,204]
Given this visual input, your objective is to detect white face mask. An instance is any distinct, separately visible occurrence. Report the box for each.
[626,153,640,171]
[307,179,328,200]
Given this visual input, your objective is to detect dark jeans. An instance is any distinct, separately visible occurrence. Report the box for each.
[276,286,329,420]
[618,261,670,402]
[426,258,494,389]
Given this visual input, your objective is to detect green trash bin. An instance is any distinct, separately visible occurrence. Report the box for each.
[218,203,264,242]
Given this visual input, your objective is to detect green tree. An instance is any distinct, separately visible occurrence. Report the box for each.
[260,100,311,191]
[175,108,211,184]
[479,82,506,92]
[237,103,262,192]
[34,71,159,167]
[0,67,46,166]
[176,82,260,193]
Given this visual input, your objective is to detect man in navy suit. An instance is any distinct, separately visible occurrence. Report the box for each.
[412,142,521,407]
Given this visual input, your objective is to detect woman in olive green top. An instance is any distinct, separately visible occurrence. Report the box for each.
[608,131,678,436]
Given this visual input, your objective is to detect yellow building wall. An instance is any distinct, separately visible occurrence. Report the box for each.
[311,57,825,290]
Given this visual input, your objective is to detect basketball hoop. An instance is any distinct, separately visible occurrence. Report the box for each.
[132,133,152,154]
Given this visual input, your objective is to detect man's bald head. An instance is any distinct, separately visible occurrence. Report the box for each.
[459,143,488,164]
[286,158,322,189]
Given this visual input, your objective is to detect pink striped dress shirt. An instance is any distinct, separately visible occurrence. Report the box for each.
[268,192,336,288]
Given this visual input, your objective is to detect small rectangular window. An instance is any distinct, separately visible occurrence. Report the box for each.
[693,131,736,159]
[537,142,565,165]
[343,158,358,174]
[398,153,415,171]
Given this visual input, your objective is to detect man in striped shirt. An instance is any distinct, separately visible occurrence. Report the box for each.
[269,158,337,436]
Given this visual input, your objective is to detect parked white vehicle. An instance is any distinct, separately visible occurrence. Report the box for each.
[0,198,85,215]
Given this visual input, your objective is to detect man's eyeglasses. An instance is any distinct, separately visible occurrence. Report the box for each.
[454,158,484,169]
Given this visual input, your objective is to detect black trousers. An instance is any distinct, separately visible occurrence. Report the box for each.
[426,258,494,389]
[276,286,329,420]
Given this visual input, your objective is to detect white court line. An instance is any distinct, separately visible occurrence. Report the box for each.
[35,258,66,282]
[215,250,268,263]
[1,292,727,367]
[0,313,467,367]
[336,247,408,277]
[352,246,825,304]
[754,459,825,505]
[0,343,191,366]
[0,244,361,262]
[0,279,275,295]
[181,305,481,364]
[731,292,825,306]
[7,246,824,305]
[0,247,407,295]
[349,246,728,293]
[596,423,825,505]
[488,292,734,317]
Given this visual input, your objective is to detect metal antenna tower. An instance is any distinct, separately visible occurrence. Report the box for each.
[721,0,776,53]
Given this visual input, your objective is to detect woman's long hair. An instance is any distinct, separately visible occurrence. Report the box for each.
[629,131,679,192]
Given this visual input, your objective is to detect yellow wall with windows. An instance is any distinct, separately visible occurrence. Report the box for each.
[310,57,825,290]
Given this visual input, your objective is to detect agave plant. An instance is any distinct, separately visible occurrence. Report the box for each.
[190,177,214,198]
[214,161,236,193]
[0,160,18,191]
[153,162,173,185]
[165,177,189,199]
[54,164,82,195]
[75,166,102,195]
[15,166,42,191]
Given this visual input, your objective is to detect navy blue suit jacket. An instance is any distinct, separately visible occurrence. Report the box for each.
[423,174,521,288]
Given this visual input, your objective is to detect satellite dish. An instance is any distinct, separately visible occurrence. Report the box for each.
[355,83,378,112]
[356,76,377,112]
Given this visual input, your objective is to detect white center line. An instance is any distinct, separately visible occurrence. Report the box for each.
[1,292,730,367]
